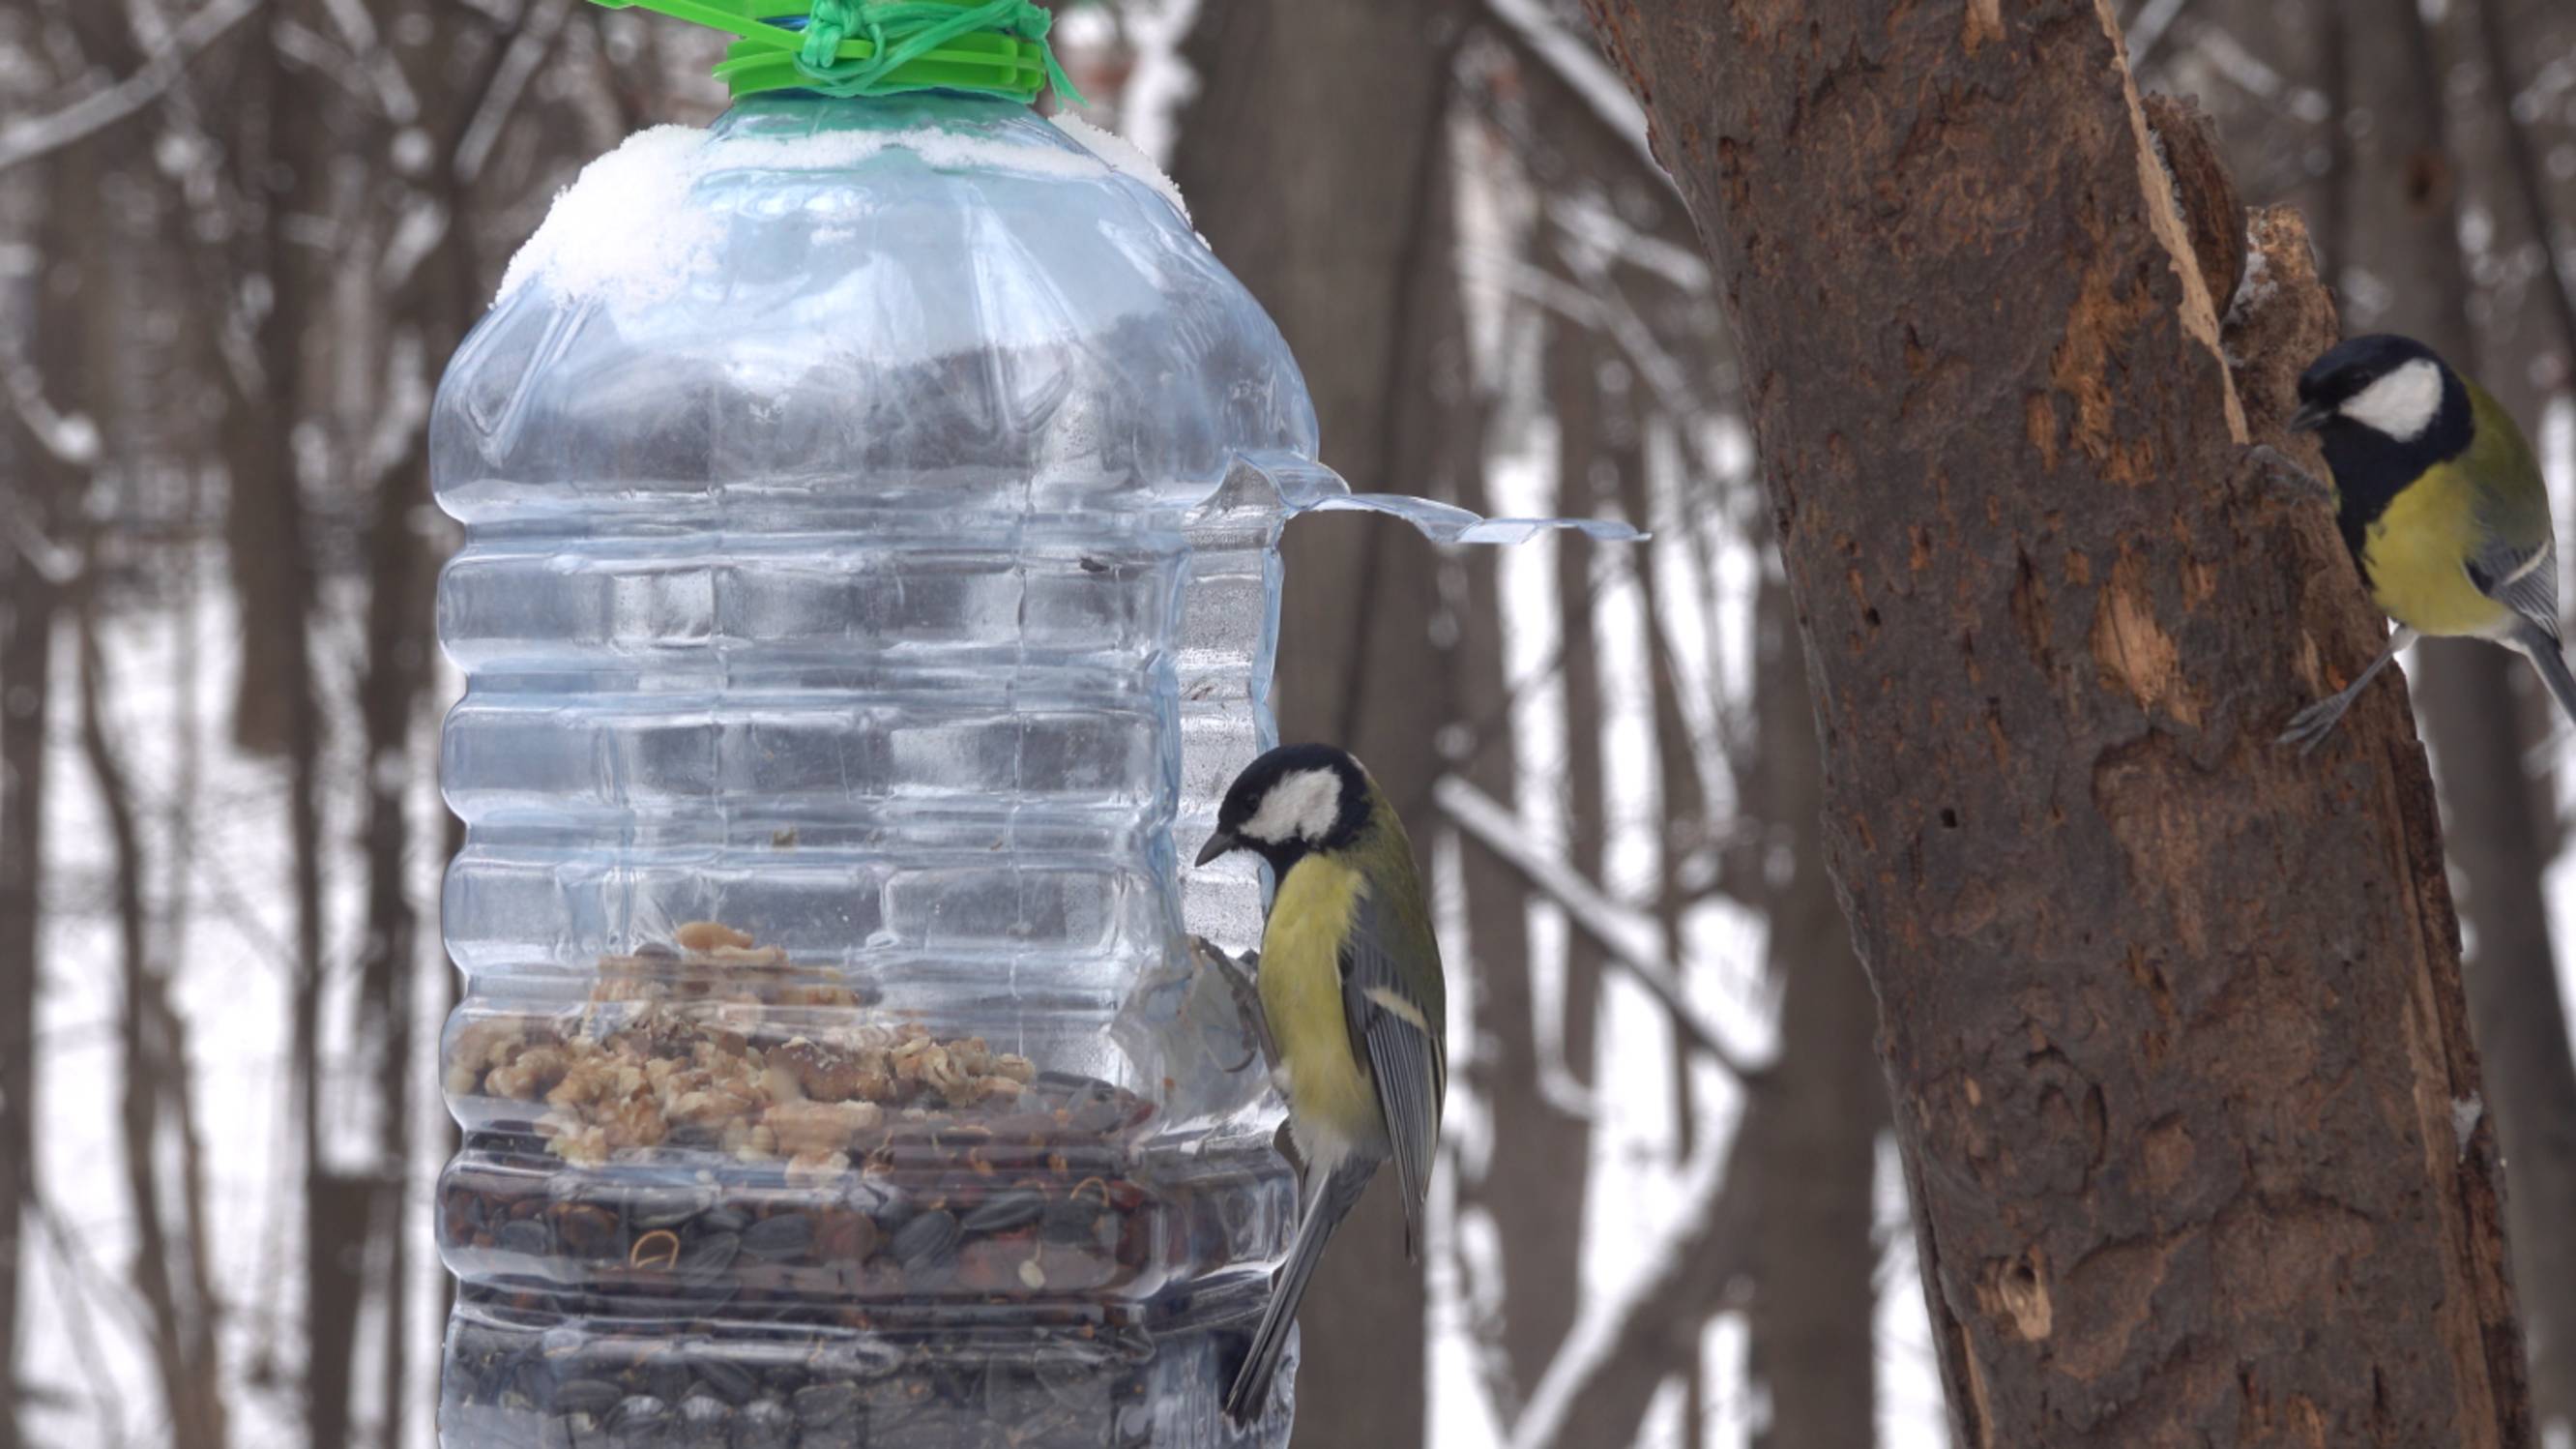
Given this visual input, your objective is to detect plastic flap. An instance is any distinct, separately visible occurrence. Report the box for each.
[1230,449,1648,544]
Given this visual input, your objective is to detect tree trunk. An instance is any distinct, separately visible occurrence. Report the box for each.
[1583,3,2531,1443]
[0,447,48,1449]
[208,19,342,1442]
[1741,572,1882,1449]
[1620,378,1717,1449]
[1172,4,1468,1443]
[1454,467,1559,1411]
[81,596,231,1449]
[350,330,433,1449]
[2338,1,2576,1430]
[0,167,79,1449]
[1451,370,1565,1406]
[1454,306,1613,1408]
[2,45,141,1435]
[349,21,503,1437]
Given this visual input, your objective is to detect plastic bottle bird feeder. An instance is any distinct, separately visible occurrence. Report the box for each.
[431,4,1632,1444]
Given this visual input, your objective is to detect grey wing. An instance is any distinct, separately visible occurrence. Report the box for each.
[1337,885,1446,1257]
[2471,535,2561,641]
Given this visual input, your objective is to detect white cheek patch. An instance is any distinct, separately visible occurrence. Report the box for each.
[1243,768,1343,844]
[2341,358,2444,441]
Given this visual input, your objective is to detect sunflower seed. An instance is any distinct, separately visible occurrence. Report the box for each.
[605,1393,671,1434]
[790,1380,856,1428]
[679,1393,733,1430]
[892,1208,960,1267]
[962,1190,1042,1235]
[692,1356,755,1406]
[727,1398,794,1449]
[677,1231,740,1286]
[741,1214,811,1261]
[552,1377,624,1416]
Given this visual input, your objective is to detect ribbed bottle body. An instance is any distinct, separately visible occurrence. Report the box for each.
[434,95,1305,1448]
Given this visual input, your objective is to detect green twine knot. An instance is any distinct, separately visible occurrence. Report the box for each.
[791,0,1081,104]
[587,0,1083,105]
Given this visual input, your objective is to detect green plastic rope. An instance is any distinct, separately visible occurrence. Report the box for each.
[589,0,1083,104]
[795,0,1072,100]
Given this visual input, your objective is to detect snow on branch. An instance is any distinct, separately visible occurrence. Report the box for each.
[0,0,267,174]
[1434,775,1770,1079]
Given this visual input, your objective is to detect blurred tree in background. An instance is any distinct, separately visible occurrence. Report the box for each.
[0,0,2571,1445]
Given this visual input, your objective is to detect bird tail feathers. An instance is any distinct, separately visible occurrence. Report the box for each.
[2513,622,2576,732]
[1222,1164,1373,1426]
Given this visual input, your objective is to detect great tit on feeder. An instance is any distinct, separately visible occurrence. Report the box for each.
[1194,743,1448,1426]
[2278,333,2576,750]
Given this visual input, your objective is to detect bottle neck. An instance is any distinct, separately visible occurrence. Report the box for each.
[706,88,1032,141]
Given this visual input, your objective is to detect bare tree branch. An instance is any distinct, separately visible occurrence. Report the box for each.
[455,0,573,183]
[1507,1123,1746,1449]
[2123,0,2194,72]
[79,591,230,1449]
[1478,0,1664,186]
[1437,775,1770,1079]
[31,1199,137,1448]
[2473,0,2576,388]
[0,0,265,172]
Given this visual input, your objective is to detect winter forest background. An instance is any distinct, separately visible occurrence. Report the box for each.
[3,0,2576,1446]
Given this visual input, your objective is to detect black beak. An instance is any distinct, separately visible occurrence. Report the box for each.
[1193,830,1238,868]
[2288,402,2331,433]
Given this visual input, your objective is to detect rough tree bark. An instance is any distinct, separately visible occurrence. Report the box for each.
[1584,3,2531,1444]
[1172,4,1467,1443]
[2340,0,2576,1428]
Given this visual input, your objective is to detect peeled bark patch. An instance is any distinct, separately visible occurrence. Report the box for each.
[1583,0,2531,1444]
[2140,91,2247,312]
[2090,553,2193,724]
[1964,0,2005,51]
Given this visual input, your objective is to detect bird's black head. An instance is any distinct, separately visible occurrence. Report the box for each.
[1194,743,1372,874]
[2292,334,2474,550]
[2292,333,2468,453]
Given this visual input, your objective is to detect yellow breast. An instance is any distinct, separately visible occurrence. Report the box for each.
[1259,854,1383,1160]
[2362,466,2513,639]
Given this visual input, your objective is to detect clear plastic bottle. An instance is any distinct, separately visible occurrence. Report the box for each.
[432,93,1316,1448]
[430,79,1626,1447]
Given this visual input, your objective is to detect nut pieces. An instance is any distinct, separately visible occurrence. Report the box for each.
[448,925,1039,1174]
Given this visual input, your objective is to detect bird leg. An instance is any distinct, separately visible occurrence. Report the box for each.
[2244,442,2335,506]
[2280,627,2416,754]
[1191,936,1277,1077]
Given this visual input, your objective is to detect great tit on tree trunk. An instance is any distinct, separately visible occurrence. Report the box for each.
[1194,743,1447,1427]
[2279,333,2575,750]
